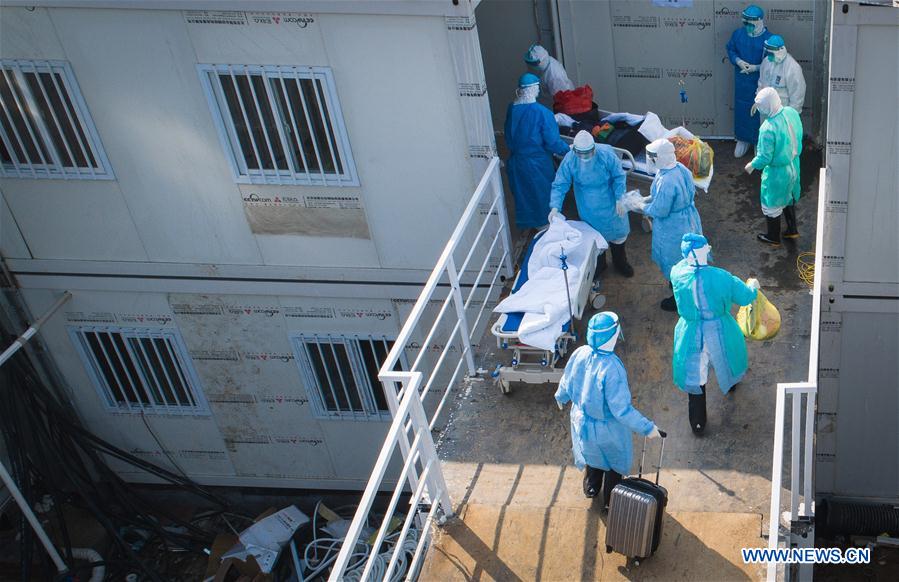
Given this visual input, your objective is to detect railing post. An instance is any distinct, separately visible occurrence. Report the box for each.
[489,162,515,279]
[382,377,420,493]
[802,393,815,516]
[790,392,801,520]
[767,387,786,582]
[408,385,453,519]
[445,256,477,376]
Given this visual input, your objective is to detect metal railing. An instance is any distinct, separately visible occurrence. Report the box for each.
[766,168,826,582]
[327,157,513,581]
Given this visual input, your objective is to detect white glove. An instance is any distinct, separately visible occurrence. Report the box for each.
[615,200,627,217]
[744,162,755,175]
[637,195,652,212]
[647,426,662,440]
[747,278,761,291]
[554,113,576,128]
[736,58,757,74]
[557,401,564,410]
[548,208,561,223]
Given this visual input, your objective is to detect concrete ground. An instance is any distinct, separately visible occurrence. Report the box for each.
[422,140,822,580]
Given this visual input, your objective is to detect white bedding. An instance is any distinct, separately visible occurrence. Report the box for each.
[493,219,606,350]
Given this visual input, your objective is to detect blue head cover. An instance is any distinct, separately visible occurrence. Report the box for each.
[764,35,785,50]
[518,73,540,88]
[741,5,764,20]
[587,311,620,351]
[681,233,709,258]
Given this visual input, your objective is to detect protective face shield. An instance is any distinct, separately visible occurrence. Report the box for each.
[587,311,622,352]
[573,130,595,161]
[741,5,765,36]
[764,35,787,63]
[646,138,677,172]
[681,233,712,266]
[751,86,782,117]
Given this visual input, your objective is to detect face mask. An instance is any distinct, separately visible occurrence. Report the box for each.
[744,23,755,33]
[767,52,776,62]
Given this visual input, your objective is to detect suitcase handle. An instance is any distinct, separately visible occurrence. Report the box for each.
[638,430,666,485]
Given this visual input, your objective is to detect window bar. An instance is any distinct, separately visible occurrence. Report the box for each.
[90,331,136,411]
[43,61,97,178]
[296,340,328,414]
[159,335,198,408]
[274,69,312,181]
[325,335,362,418]
[355,334,379,413]
[226,66,266,182]
[132,334,172,409]
[242,66,282,183]
[310,338,347,417]
[0,69,41,176]
[8,66,60,170]
[25,63,79,178]
[146,335,179,407]
[106,331,152,410]
[311,77,340,180]
[261,72,300,179]
[207,71,248,177]
[291,69,328,184]
[0,113,24,177]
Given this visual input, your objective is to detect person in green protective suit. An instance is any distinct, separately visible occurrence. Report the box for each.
[670,234,760,435]
[745,87,803,246]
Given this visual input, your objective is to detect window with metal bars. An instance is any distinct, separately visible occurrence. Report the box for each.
[0,60,113,179]
[198,64,357,186]
[69,327,208,415]
[291,334,402,420]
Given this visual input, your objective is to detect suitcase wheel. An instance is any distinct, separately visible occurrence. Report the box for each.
[605,545,613,554]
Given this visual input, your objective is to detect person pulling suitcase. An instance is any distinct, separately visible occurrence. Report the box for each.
[555,312,662,509]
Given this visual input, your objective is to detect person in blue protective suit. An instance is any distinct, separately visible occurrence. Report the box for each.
[555,312,661,506]
[637,139,704,312]
[504,73,572,229]
[670,234,760,435]
[549,131,634,277]
[745,87,803,245]
[726,5,772,158]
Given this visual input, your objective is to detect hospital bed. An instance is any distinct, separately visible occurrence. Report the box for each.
[560,109,714,192]
[490,227,605,394]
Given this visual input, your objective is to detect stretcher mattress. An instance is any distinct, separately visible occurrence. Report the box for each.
[501,230,572,334]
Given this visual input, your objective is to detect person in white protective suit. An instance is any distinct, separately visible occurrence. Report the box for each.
[757,35,806,116]
[524,43,575,102]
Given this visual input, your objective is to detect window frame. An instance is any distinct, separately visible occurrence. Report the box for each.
[0,59,113,180]
[290,333,403,421]
[68,325,209,416]
[197,64,358,187]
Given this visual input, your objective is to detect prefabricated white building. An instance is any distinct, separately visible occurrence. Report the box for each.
[0,1,497,490]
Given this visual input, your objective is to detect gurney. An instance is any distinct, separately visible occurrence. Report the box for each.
[490,221,606,394]
[560,110,714,192]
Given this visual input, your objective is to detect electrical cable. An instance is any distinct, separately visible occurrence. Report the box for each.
[797,252,815,288]
[0,346,229,580]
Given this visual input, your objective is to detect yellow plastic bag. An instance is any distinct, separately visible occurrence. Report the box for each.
[668,136,714,179]
[737,287,781,341]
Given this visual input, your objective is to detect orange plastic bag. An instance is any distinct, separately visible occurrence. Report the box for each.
[737,287,781,341]
[553,85,594,115]
[668,136,714,179]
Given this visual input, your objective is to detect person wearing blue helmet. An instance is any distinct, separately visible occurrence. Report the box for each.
[637,138,704,311]
[669,234,760,435]
[504,73,571,229]
[556,311,661,506]
[726,5,772,158]
[549,131,634,277]
[758,35,806,115]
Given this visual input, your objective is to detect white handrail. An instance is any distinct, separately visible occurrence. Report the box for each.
[327,158,513,581]
[766,168,827,582]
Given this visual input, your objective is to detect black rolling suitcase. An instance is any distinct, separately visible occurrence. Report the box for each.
[605,431,668,560]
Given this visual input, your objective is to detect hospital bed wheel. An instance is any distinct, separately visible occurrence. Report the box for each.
[499,379,512,395]
[591,293,606,310]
